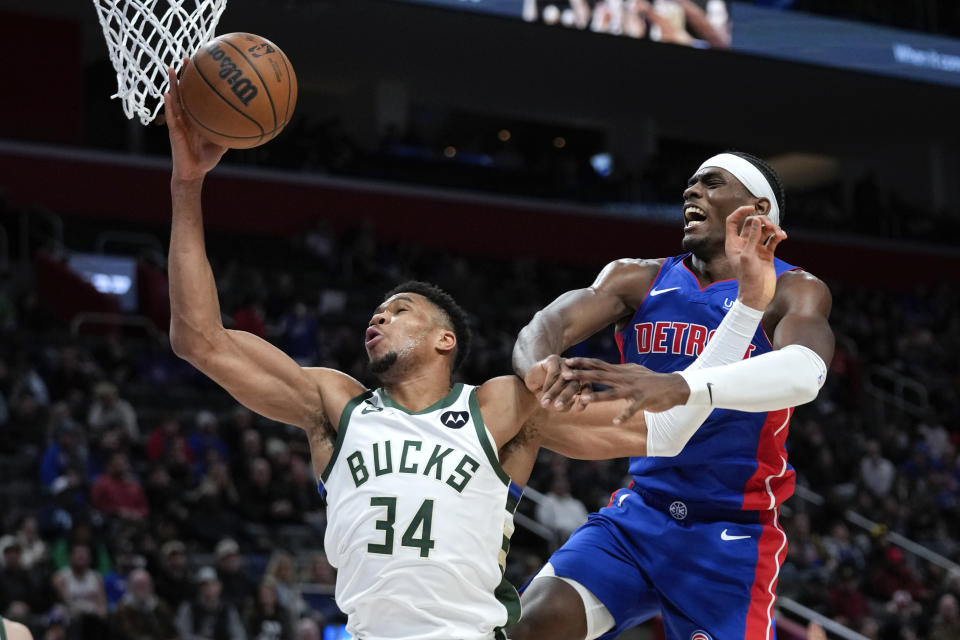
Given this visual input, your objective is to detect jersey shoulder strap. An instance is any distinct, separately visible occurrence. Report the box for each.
[320,388,374,485]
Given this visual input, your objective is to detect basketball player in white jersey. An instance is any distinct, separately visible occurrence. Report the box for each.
[164,66,785,640]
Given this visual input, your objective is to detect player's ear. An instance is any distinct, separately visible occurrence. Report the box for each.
[754,198,772,217]
[435,329,457,358]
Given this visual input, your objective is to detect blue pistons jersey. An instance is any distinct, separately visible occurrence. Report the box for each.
[616,253,801,513]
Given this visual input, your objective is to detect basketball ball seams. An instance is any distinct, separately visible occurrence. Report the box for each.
[192,61,265,137]
[181,95,265,142]
[221,38,278,131]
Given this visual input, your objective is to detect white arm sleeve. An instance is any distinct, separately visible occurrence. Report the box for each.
[643,300,764,457]
[678,343,827,413]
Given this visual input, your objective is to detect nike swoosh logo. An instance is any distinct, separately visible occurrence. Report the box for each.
[361,406,382,414]
[618,494,630,507]
[720,529,751,541]
[649,287,680,297]
[706,382,714,405]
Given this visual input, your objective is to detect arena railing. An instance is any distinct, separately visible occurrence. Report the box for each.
[863,365,929,419]
[793,484,960,574]
[509,484,559,548]
[776,597,871,640]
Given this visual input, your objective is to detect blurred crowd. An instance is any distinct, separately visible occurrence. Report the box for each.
[0,210,957,640]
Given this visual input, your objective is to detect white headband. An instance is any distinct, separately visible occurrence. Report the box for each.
[698,153,780,226]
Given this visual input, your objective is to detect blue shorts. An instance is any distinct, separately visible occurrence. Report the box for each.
[546,487,786,640]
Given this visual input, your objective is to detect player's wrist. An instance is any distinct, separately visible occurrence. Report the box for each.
[667,372,692,405]
[733,294,767,315]
[171,173,206,190]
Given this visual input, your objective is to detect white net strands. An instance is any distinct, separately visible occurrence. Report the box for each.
[93,0,228,125]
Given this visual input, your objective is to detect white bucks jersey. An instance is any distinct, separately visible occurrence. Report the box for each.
[318,383,522,640]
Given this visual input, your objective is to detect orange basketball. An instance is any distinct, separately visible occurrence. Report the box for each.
[179,32,297,149]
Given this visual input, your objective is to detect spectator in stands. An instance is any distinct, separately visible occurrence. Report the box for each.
[146,415,194,465]
[299,553,339,626]
[287,455,324,522]
[188,410,229,475]
[103,544,138,610]
[144,464,190,528]
[110,568,177,640]
[232,297,267,339]
[222,407,254,460]
[243,576,292,640]
[930,593,960,640]
[39,420,88,491]
[183,459,238,544]
[263,551,304,623]
[860,439,896,499]
[293,619,319,640]
[154,541,192,610]
[880,589,923,639]
[232,429,263,482]
[0,388,46,456]
[534,471,588,543]
[215,539,255,613]
[827,564,869,628]
[869,545,925,602]
[87,381,139,442]
[301,553,335,589]
[0,538,42,614]
[10,514,46,570]
[238,458,293,524]
[174,566,246,640]
[52,542,108,638]
[91,452,149,521]
[275,302,318,366]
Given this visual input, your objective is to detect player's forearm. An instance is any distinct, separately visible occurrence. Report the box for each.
[679,344,827,412]
[512,308,566,378]
[168,177,226,358]
[642,300,764,456]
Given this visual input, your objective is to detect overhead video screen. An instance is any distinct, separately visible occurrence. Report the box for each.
[394,0,960,88]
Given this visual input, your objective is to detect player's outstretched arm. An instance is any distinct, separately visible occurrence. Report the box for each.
[561,210,788,421]
[512,259,660,411]
[165,65,362,429]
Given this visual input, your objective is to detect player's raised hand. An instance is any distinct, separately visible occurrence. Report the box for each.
[525,354,590,412]
[164,60,227,182]
[725,206,787,310]
[560,357,690,422]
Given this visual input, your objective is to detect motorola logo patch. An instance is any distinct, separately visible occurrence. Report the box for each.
[440,411,469,428]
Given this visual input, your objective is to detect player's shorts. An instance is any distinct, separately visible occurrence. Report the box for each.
[545,486,786,640]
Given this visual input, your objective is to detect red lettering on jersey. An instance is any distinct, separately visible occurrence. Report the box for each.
[745,344,757,358]
[670,322,688,353]
[652,322,670,353]
[708,329,717,343]
[686,324,708,356]
[635,323,653,354]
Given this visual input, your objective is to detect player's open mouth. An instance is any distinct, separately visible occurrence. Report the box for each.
[683,205,707,231]
[365,327,383,347]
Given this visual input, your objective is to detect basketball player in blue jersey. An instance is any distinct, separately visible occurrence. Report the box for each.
[510,152,834,640]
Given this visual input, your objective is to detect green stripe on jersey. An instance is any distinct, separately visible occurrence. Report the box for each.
[494,576,521,629]
[380,383,464,414]
[320,390,373,483]
[468,388,511,487]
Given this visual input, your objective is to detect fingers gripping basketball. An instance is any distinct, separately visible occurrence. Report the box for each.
[178,33,298,149]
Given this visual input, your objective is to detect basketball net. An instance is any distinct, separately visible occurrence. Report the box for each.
[92,0,228,125]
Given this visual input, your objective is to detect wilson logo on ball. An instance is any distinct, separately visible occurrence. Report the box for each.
[207,44,259,106]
